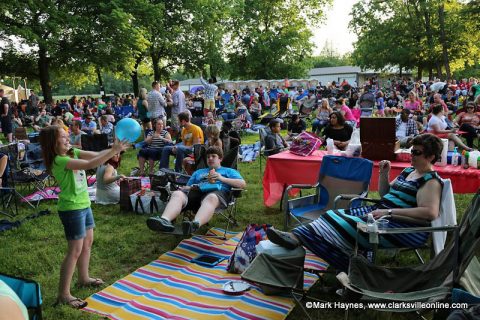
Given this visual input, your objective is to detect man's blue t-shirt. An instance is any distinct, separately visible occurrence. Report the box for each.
[187,167,243,193]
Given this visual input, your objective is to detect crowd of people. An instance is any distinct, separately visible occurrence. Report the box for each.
[1,73,480,313]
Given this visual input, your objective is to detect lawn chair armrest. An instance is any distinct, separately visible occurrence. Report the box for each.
[357,222,458,234]
[231,188,245,198]
[285,183,319,193]
[349,196,382,207]
[334,193,367,209]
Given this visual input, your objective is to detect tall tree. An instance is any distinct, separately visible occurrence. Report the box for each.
[226,0,331,79]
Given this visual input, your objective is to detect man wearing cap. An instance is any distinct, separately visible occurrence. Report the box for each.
[0,89,13,143]
[264,118,288,156]
[81,114,97,135]
[199,72,217,114]
[147,81,167,124]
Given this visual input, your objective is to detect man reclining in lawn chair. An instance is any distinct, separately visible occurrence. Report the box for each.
[147,146,246,235]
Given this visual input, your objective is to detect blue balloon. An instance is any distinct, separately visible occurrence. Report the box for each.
[115,118,141,143]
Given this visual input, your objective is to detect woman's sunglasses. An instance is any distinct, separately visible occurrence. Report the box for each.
[411,149,423,156]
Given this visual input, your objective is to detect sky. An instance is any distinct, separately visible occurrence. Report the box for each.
[311,0,358,55]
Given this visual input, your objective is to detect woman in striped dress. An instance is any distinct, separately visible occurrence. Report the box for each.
[267,133,444,271]
[137,119,172,176]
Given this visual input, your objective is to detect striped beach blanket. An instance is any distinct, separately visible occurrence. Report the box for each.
[83,228,328,320]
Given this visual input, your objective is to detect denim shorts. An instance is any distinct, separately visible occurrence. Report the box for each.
[58,207,95,240]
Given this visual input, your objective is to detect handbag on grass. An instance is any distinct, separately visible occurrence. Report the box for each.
[227,224,271,274]
[120,178,141,211]
[289,132,322,156]
[130,190,165,215]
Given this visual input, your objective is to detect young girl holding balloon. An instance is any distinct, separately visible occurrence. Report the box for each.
[39,125,130,309]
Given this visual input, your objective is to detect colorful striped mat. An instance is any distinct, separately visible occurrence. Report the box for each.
[83,228,328,320]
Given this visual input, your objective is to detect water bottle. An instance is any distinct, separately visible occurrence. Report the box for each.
[462,150,469,169]
[452,147,459,166]
[366,213,378,244]
[326,138,334,155]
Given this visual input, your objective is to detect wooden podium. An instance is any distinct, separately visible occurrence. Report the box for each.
[360,117,396,160]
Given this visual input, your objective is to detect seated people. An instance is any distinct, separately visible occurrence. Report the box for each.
[95,153,125,205]
[147,146,246,235]
[264,118,288,156]
[81,114,97,134]
[286,114,306,141]
[33,109,51,131]
[249,97,262,121]
[99,115,114,144]
[335,98,356,127]
[396,109,419,148]
[221,97,236,121]
[0,152,7,188]
[219,121,241,151]
[322,111,353,151]
[183,124,222,175]
[267,134,444,271]
[160,111,204,172]
[0,279,29,320]
[69,120,85,149]
[312,98,332,135]
[205,124,223,149]
[427,104,472,151]
[138,119,172,176]
[453,102,480,149]
[298,90,317,115]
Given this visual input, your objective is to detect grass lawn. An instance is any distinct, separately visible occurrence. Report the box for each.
[0,132,475,320]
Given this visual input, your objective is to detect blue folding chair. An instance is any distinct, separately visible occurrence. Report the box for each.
[0,273,42,320]
[284,155,373,230]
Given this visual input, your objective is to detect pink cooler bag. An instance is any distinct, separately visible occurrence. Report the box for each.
[289,132,322,156]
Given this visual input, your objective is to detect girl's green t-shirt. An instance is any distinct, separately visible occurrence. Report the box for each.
[52,148,91,211]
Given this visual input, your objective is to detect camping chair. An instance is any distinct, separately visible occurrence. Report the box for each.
[284,155,373,230]
[81,133,109,178]
[0,143,47,215]
[80,133,109,152]
[258,127,285,176]
[336,190,480,319]
[346,178,456,264]
[0,273,43,320]
[157,147,243,239]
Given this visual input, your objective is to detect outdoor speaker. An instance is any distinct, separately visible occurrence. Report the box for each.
[360,117,396,160]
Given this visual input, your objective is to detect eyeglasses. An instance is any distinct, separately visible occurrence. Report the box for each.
[411,149,424,156]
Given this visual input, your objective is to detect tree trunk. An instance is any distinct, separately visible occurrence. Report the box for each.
[417,63,423,80]
[438,5,451,79]
[38,46,53,104]
[131,56,142,97]
[428,67,433,80]
[96,67,105,94]
[422,3,437,81]
[151,52,161,81]
[436,63,442,79]
[399,65,403,77]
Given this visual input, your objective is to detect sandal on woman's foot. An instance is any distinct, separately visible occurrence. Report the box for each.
[266,228,300,250]
[77,278,104,288]
[53,297,88,309]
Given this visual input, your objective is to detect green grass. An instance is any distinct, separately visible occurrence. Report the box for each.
[0,132,475,320]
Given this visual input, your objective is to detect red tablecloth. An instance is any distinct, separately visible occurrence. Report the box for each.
[263,150,480,207]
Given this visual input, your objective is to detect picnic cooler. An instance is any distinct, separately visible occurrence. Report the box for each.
[289,132,322,157]
[360,117,396,160]
[130,190,166,215]
[120,179,141,211]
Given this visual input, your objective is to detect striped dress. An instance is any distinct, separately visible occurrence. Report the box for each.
[293,167,441,271]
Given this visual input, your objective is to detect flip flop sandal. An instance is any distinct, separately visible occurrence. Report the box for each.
[78,278,104,288]
[53,298,88,309]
